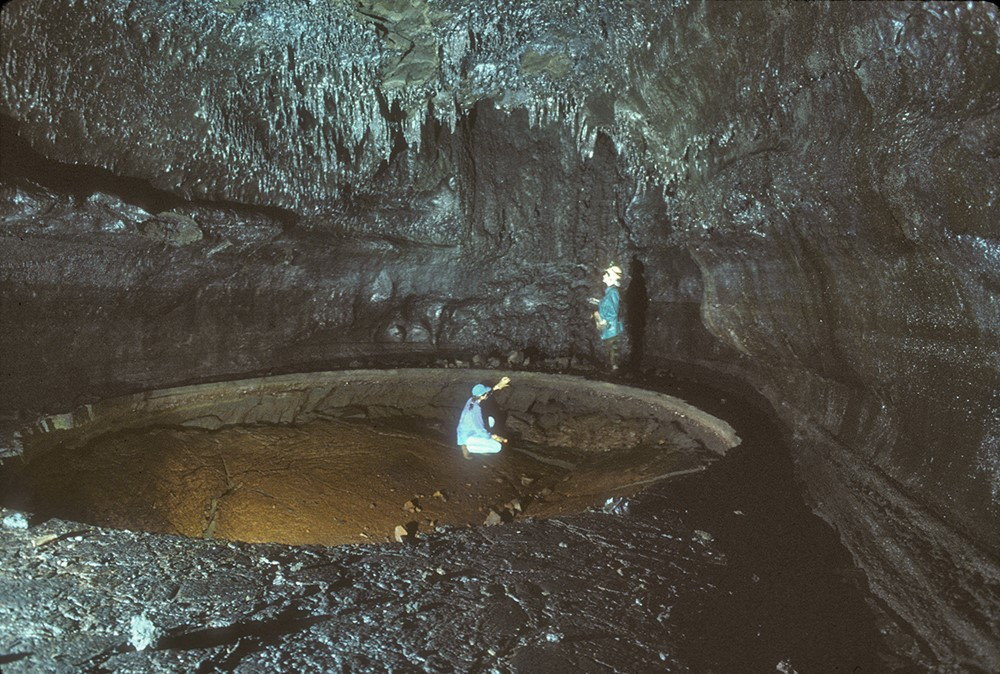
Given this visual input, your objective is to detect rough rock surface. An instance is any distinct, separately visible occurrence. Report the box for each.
[1,0,998,669]
[0,389,892,672]
[4,371,734,547]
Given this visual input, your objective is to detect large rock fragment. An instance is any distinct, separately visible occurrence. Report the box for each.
[136,211,203,245]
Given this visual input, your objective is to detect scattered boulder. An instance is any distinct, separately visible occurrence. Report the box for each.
[483,510,502,526]
[776,658,798,674]
[601,496,630,515]
[1,511,29,530]
[693,530,714,543]
[393,525,409,542]
[136,211,203,245]
[129,614,158,652]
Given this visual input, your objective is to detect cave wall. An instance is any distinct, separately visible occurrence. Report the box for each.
[622,4,1000,666]
[0,105,628,413]
[1,0,998,668]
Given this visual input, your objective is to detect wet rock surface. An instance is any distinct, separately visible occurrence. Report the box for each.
[1,0,998,669]
[0,377,891,672]
[1,370,731,547]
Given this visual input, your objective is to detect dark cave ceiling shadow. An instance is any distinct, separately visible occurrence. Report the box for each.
[0,114,298,226]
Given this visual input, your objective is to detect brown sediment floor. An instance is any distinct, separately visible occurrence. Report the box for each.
[6,417,712,546]
[0,374,896,673]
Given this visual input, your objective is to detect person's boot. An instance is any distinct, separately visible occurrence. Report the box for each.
[461,445,471,460]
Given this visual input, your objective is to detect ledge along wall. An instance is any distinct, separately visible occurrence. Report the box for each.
[18,370,740,465]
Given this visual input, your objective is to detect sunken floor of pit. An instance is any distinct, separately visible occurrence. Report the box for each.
[2,370,737,546]
[0,372,901,672]
[3,418,714,547]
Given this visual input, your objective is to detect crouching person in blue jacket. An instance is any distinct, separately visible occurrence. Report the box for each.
[456,376,511,459]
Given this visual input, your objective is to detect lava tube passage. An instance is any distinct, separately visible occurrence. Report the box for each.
[2,370,739,546]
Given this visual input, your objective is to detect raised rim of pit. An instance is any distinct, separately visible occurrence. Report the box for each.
[15,369,740,462]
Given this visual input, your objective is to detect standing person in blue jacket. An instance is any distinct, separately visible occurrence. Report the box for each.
[456,376,511,459]
[589,263,624,370]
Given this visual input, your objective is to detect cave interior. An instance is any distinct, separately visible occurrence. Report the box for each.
[0,0,998,671]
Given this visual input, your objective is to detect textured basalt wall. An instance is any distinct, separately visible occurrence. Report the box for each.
[1,0,998,668]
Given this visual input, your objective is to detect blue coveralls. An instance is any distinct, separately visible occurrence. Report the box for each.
[456,397,502,454]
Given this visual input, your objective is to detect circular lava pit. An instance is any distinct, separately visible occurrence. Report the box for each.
[2,370,739,546]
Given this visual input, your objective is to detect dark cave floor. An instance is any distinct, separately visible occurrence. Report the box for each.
[0,369,907,672]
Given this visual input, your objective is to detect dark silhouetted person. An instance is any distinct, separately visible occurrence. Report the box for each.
[624,255,648,371]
